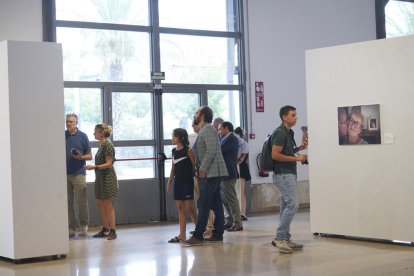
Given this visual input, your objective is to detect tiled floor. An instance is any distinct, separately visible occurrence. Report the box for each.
[1,210,414,276]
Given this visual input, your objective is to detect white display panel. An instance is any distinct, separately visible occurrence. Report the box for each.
[306,35,414,242]
[0,41,68,260]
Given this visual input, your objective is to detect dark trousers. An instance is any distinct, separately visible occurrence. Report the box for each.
[193,177,224,240]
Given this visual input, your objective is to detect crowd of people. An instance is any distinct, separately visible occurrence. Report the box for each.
[65,104,308,254]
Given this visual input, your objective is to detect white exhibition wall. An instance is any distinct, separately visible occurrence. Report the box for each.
[0,0,42,42]
[0,41,68,259]
[306,35,414,242]
[244,0,376,183]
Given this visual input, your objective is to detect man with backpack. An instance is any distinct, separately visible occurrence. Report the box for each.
[271,105,307,253]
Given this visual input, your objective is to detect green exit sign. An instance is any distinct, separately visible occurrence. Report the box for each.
[151,71,165,80]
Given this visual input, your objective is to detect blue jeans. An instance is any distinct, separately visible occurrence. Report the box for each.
[193,177,224,240]
[273,173,299,240]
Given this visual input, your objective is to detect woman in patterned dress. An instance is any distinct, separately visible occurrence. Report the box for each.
[85,124,118,240]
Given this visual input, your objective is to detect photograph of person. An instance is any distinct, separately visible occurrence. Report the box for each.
[337,104,381,145]
[369,118,378,130]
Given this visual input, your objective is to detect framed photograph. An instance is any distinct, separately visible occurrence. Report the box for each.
[368,118,378,130]
[338,104,381,145]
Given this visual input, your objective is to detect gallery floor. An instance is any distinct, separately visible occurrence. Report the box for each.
[1,210,413,276]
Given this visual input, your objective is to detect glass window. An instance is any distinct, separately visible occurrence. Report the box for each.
[87,146,156,181]
[112,92,153,141]
[64,88,103,141]
[159,0,238,32]
[208,90,241,128]
[114,146,155,180]
[56,0,149,26]
[85,148,98,182]
[386,0,414,37]
[162,93,199,139]
[57,28,151,82]
[160,34,239,84]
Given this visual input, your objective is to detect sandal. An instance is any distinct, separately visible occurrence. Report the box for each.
[107,229,117,240]
[168,236,182,243]
[93,228,109,238]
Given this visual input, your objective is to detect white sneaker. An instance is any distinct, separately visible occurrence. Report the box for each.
[271,239,293,253]
[287,240,303,250]
[78,226,88,236]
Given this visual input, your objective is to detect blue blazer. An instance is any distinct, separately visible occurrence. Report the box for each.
[220,132,239,180]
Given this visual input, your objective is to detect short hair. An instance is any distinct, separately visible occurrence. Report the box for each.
[220,121,234,132]
[95,124,112,138]
[213,117,224,125]
[279,105,296,121]
[173,128,189,147]
[234,127,244,138]
[66,113,78,121]
[338,107,348,120]
[199,106,213,123]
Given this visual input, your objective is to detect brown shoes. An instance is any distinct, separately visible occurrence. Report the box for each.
[227,225,243,232]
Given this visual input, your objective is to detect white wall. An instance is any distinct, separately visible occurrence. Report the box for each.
[0,0,43,42]
[306,35,414,242]
[0,41,68,259]
[245,0,376,183]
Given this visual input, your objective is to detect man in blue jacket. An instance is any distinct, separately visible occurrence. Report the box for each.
[218,121,243,231]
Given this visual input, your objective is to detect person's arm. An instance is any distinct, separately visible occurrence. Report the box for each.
[73,151,92,161]
[237,153,247,164]
[85,155,114,170]
[95,155,113,170]
[272,145,305,162]
[167,165,174,193]
[73,135,93,161]
[293,142,308,153]
[188,148,195,170]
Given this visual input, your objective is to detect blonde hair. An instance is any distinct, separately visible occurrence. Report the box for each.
[350,109,365,128]
[95,124,112,138]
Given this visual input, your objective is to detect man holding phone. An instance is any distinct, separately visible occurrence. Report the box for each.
[65,114,92,237]
[271,106,307,253]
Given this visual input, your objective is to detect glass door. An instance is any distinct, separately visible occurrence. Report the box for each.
[162,91,202,220]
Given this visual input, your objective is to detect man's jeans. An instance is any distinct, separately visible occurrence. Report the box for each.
[273,173,299,240]
[193,177,224,240]
[221,178,242,227]
[67,174,89,230]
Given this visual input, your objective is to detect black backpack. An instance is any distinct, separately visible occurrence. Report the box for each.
[258,130,277,172]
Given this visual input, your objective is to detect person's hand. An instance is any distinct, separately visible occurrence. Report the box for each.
[198,171,206,179]
[72,154,83,160]
[84,164,95,170]
[299,141,308,150]
[296,155,307,163]
[167,184,171,194]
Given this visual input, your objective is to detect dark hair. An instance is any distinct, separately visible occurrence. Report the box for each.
[221,121,234,132]
[199,106,213,123]
[279,105,296,121]
[173,128,189,147]
[234,127,243,138]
